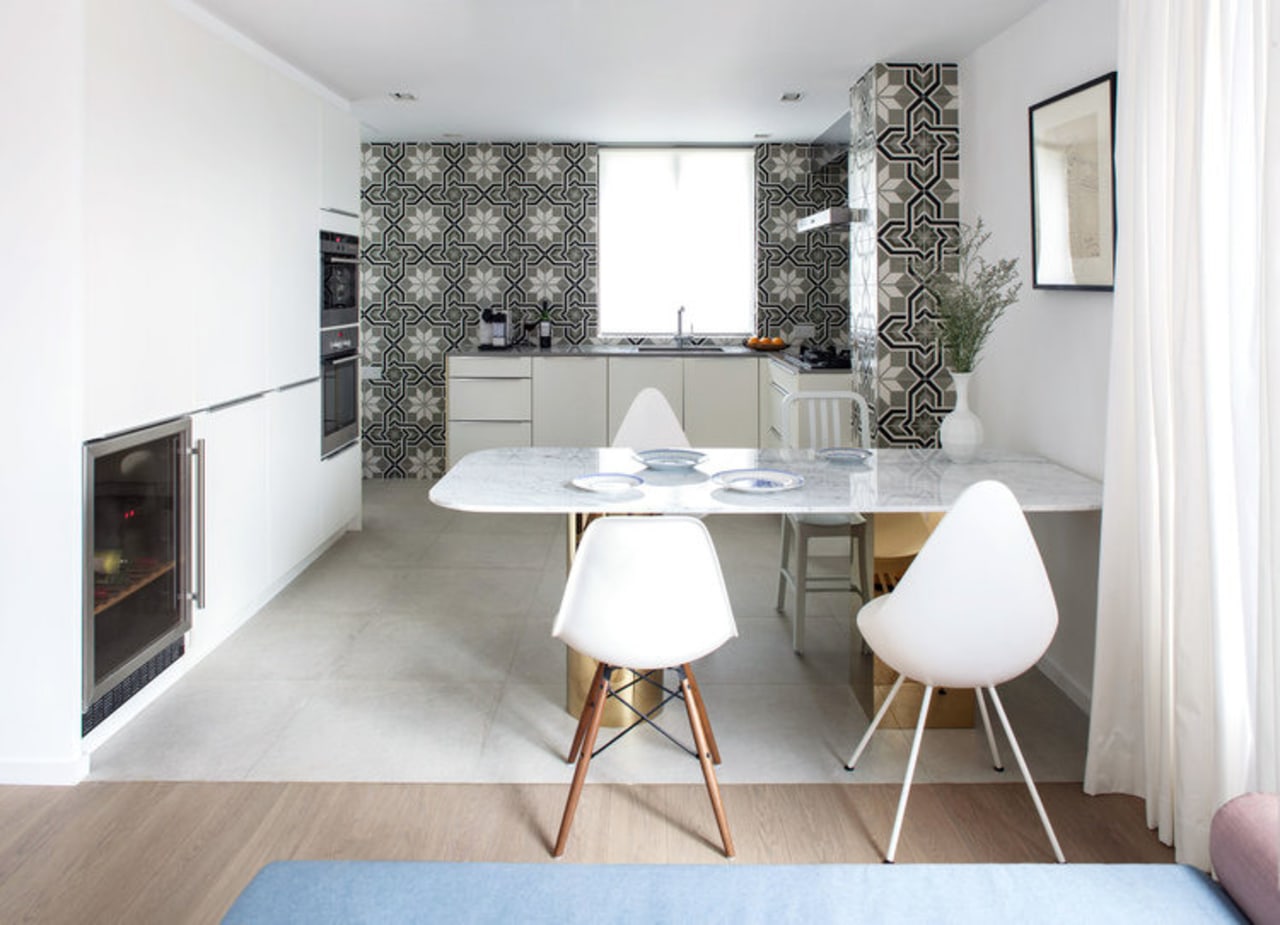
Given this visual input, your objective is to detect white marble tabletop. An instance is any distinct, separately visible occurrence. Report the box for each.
[428,446,1102,515]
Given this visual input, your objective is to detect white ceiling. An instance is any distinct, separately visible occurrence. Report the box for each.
[190,0,1047,144]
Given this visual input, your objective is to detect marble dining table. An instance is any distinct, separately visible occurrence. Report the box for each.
[427,445,1104,516]
[429,445,1103,726]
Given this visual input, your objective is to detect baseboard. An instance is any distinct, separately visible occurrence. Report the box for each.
[1037,655,1091,714]
[0,754,91,785]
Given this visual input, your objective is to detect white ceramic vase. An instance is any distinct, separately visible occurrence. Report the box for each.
[940,370,983,463]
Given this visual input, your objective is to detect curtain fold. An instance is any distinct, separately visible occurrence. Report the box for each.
[1085,0,1278,868]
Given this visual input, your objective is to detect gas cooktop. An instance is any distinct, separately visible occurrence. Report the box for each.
[793,345,852,370]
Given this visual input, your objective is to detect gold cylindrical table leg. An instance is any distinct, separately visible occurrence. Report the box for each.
[566,648,664,726]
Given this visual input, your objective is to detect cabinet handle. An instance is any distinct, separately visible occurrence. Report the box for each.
[770,382,789,398]
[188,439,206,610]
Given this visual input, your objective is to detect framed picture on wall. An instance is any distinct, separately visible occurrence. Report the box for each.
[1028,72,1117,290]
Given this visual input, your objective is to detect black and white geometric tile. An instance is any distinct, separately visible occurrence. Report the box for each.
[360,142,849,479]
[850,63,960,448]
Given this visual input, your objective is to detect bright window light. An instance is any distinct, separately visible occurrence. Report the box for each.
[598,148,755,336]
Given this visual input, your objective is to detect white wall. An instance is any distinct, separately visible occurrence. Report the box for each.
[0,1,91,782]
[960,0,1118,709]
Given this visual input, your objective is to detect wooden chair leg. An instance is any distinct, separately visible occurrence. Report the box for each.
[567,661,606,763]
[554,667,610,857]
[681,675,735,857]
[682,664,720,765]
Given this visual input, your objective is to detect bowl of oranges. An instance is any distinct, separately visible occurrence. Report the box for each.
[744,335,787,352]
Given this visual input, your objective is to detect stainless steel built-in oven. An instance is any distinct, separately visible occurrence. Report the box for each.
[320,230,359,329]
[321,325,359,457]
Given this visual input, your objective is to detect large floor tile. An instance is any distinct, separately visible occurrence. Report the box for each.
[244,680,503,782]
[87,480,1091,789]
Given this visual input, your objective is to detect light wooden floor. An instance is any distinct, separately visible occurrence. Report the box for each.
[0,780,1171,923]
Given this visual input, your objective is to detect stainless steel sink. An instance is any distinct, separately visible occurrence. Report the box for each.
[635,345,728,355]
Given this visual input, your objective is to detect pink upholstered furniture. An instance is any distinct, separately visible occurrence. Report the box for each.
[1211,792,1279,925]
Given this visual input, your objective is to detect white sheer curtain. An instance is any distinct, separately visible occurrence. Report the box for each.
[1085,0,1279,868]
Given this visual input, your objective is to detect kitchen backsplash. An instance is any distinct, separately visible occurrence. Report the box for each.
[360,142,849,479]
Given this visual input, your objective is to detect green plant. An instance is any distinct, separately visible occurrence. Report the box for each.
[926,219,1022,373]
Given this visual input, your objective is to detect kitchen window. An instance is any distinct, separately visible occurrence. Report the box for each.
[597,148,755,336]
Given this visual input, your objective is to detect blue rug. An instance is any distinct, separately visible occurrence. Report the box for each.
[222,860,1245,923]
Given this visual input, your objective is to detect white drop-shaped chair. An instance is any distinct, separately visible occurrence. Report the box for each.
[612,387,690,450]
[844,479,1065,863]
[775,390,872,652]
[552,515,738,857]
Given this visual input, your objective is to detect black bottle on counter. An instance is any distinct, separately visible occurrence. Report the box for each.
[538,300,552,349]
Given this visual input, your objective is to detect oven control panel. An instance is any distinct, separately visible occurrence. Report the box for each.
[320,325,359,358]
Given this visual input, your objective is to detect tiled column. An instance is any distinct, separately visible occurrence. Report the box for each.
[850,64,960,448]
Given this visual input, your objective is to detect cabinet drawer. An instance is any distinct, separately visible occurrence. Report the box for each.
[447,421,532,468]
[448,355,532,378]
[448,378,532,420]
[766,378,789,432]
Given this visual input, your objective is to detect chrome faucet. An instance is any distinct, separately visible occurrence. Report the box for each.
[675,305,687,347]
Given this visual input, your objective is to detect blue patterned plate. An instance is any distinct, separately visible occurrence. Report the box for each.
[817,447,872,464]
[711,468,804,493]
[633,448,708,470]
[571,472,644,494]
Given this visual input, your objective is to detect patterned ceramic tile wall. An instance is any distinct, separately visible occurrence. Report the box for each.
[850,64,960,447]
[360,143,848,479]
[756,144,850,344]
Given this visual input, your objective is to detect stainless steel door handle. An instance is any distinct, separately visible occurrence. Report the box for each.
[188,438,206,609]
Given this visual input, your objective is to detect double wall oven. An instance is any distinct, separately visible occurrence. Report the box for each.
[320,230,360,458]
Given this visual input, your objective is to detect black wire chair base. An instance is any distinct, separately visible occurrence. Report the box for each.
[590,665,696,759]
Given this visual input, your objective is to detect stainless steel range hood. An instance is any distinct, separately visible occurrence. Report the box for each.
[796,206,867,232]
[795,112,864,233]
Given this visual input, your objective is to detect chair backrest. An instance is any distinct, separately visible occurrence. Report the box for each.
[780,391,871,449]
[553,516,738,668]
[862,480,1058,688]
[612,387,691,450]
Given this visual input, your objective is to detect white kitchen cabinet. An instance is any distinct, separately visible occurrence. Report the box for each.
[189,396,272,657]
[607,357,684,443]
[683,358,759,447]
[764,358,859,448]
[320,101,361,217]
[266,90,322,388]
[82,0,335,437]
[266,382,326,577]
[532,357,608,446]
[446,356,533,468]
[318,440,362,539]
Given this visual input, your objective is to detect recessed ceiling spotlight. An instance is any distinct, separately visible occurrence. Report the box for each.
[388,91,417,102]
[779,91,804,103]
[754,133,772,139]
[442,133,463,139]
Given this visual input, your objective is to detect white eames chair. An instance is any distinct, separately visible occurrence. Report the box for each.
[775,390,872,652]
[611,387,690,450]
[552,516,739,857]
[844,480,1065,864]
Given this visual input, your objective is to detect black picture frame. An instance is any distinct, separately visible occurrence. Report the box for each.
[1028,72,1117,290]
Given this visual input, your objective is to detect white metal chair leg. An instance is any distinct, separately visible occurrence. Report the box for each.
[884,684,933,863]
[975,686,1004,771]
[775,516,793,614]
[986,685,1065,863]
[792,525,809,653]
[845,673,906,769]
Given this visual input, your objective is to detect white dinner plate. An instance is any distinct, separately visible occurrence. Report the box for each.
[817,447,873,464]
[711,468,804,493]
[633,448,708,470]
[571,472,644,493]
